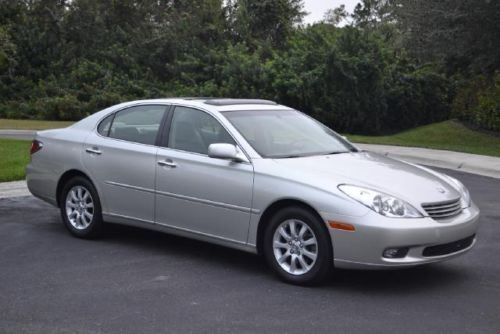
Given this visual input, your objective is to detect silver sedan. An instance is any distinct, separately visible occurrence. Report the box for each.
[26,98,480,285]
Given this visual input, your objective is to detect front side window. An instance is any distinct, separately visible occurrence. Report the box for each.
[168,107,235,155]
[222,109,356,158]
[109,105,166,145]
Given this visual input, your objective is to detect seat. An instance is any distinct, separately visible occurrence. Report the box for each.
[112,127,143,143]
[170,121,207,154]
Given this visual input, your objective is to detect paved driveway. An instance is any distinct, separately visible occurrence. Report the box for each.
[0,168,499,333]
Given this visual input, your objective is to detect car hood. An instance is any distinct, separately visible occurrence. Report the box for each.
[271,151,461,207]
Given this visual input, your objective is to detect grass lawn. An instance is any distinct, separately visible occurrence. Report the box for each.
[346,120,500,157]
[0,138,31,182]
[0,118,73,130]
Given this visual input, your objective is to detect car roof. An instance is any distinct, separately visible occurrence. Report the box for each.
[123,98,293,112]
[72,97,294,131]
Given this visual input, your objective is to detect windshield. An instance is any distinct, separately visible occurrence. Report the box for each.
[222,109,357,158]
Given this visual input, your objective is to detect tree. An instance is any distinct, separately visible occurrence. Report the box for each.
[393,0,500,74]
[228,0,305,49]
[0,26,17,77]
[323,5,347,26]
[351,0,393,29]
[0,0,494,133]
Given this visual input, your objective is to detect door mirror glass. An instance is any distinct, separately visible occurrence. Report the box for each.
[208,143,246,162]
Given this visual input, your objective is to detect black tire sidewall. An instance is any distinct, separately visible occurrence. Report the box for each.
[59,176,103,238]
[263,207,333,285]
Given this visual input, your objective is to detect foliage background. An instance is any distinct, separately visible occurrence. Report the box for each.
[0,0,498,134]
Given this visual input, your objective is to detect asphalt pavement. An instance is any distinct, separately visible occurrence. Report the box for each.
[0,168,499,333]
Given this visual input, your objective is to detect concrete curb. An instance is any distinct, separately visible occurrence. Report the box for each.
[0,180,30,199]
[356,144,500,179]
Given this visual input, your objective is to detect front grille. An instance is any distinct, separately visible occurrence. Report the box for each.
[422,198,462,219]
[423,234,475,257]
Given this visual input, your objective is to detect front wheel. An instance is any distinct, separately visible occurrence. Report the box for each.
[60,176,104,238]
[263,207,333,285]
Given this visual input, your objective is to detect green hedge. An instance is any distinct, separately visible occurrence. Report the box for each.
[452,72,500,132]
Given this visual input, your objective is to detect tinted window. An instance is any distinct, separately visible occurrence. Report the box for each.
[109,105,166,145]
[97,114,114,136]
[168,107,235,155]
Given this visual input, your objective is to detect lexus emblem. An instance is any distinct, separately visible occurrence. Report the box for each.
[437,187,446,194]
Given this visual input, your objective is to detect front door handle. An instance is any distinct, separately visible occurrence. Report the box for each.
[85,147,102,155]
[158,159,177,168]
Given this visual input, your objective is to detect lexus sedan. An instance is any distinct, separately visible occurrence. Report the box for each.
[26,98,480,285]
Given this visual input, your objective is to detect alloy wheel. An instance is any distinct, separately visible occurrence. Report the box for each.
[65,185,94,230]
[272,219,318,275]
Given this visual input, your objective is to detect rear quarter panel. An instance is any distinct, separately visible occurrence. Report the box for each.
[26,128,90,206]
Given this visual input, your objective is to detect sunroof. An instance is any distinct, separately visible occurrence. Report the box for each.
[180,97,216,100]
[203,99,277,106]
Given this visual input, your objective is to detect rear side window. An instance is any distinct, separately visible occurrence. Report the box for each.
[97,114,114,136]
[108,105,166,145]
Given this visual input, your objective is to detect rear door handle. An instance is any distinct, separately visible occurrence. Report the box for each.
[158,159,177,168]
[85,147,102,155]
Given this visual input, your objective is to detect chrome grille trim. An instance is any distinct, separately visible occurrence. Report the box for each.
[425,204,461,214]
[422,198,462,219]
[424,201,461,210]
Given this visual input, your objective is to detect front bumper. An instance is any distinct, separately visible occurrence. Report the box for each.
[322,202,480,269]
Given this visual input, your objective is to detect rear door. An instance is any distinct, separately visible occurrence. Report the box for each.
[155,106,254,243]
[83,104,168,223]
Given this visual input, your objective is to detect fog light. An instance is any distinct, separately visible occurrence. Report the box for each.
[383,247,409,259]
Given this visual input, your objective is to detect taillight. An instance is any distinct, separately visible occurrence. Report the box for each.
[30,140,43,155]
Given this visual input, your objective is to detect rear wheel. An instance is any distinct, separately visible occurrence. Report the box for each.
[60,176,103,238]
[263,207,333,285]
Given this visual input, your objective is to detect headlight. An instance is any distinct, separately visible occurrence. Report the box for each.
[443,175,471,208]
[338,185,423,218]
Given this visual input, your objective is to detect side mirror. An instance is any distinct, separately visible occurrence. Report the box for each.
[208,143,248,162]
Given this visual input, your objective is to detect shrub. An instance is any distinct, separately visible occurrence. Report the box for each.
[452,72,500,132]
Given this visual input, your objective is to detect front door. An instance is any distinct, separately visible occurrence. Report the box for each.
[155,106,254,243]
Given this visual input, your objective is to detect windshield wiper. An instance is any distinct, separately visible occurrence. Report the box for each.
[323,151,350,155]
[275,154,304,159]
[274,150,356,159]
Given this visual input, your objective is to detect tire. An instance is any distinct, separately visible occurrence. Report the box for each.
[263,207,333,285]
[59,176,104,238]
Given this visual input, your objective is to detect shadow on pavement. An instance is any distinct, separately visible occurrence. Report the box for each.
[74,221,471,294]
